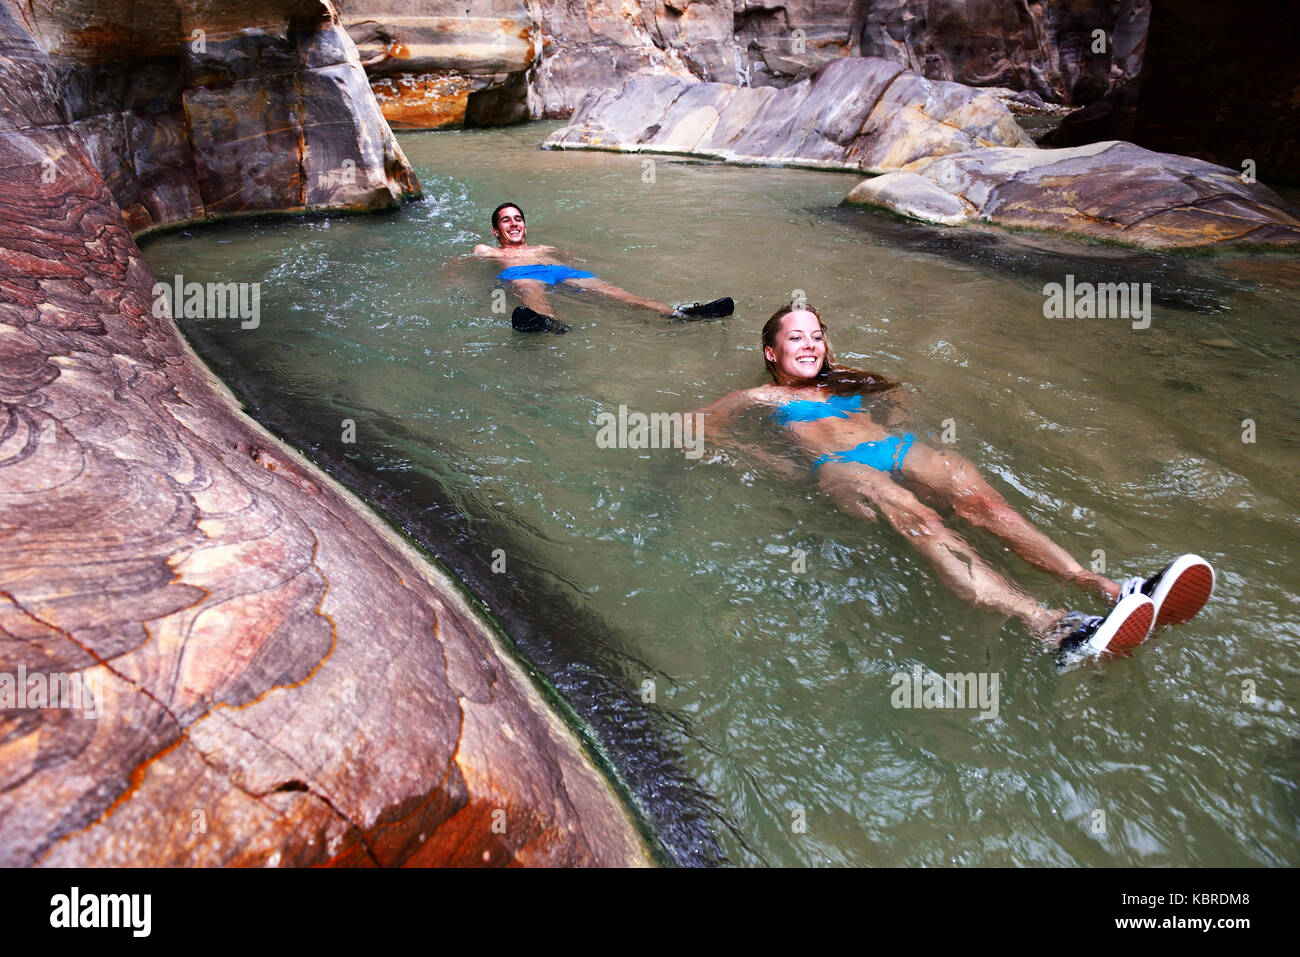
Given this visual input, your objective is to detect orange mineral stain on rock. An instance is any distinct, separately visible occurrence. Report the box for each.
[370,74,473,131]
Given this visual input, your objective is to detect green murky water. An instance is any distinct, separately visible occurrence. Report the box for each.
[140,123,1300,866]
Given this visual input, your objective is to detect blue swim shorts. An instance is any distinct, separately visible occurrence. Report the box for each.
[498,264,596,284]
[814,432,916,475]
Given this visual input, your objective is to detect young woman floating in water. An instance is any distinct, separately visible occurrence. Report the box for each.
[698,302,1215,657]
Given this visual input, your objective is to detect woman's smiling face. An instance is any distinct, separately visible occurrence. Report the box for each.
[764,309,826,384]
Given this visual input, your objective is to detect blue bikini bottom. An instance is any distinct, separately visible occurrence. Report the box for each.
[498,264,596,284]
[814,433,916,475]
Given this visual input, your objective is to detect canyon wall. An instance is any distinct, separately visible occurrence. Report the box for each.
[338,0,1142,127]
[9,0,420,235]
[1045,0,1299,184]
[0,0,655,867]
[332,1,1294,183]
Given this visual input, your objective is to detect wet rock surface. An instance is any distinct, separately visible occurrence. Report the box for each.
[543,46,1298,251]
[845,141,1300,249]
[332,0,1291,190]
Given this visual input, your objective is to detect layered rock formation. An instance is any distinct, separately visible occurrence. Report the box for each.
[531,0,716,117]
[844,141,1300,250]
[1045,0,1299,184]
[544,57,1032,172]
[853,0,1132,106]
[534,0,1140,114]
[12,0,419,236]
[0,1,653,866]
[545,55,1300,251]
[337,0,726,125]
[337,1,1151,128]
[732,0,859,87]
[328,0,1296,186]
[337,0,537,129]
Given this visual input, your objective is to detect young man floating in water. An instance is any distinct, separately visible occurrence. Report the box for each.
[698,302,1215,661]
[473,202,733,333]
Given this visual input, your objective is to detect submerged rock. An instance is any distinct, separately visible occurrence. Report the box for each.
[845,141,1300,250]
[544,57,1033,173]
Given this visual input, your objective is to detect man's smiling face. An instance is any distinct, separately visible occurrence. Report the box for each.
[493,206,527,247]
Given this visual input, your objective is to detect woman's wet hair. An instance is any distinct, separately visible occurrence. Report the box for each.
[761,302,899,395]
[491,201,524,231]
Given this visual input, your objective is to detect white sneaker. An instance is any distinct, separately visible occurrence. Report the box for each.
[1056,592,1157,660]
[1119,554,1215,627]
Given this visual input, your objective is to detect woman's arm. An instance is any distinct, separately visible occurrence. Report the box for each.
[874,385,915,430]
[692,387,760,427]
[693,388,805,481]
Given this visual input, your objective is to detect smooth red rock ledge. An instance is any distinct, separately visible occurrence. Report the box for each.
[0,2,653,866]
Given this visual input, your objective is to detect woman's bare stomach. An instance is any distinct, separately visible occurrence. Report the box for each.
[781,414,894,460]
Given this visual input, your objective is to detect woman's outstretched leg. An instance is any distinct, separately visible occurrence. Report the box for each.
[817,462,1062,636]
[900,443,1119,601]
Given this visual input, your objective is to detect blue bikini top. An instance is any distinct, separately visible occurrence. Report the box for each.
[772,392,864,426]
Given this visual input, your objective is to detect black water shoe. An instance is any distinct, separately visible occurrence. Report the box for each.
[512,306,569,334]
[675,297,734,320]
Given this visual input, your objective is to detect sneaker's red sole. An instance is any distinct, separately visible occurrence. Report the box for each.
[1108,601,1156,652]
[1156,564,1214,627]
